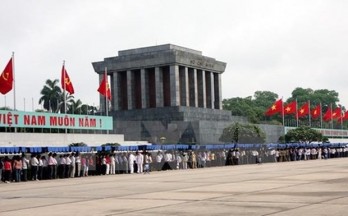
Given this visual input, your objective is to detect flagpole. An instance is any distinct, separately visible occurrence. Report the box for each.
[280,98,284,126]
[105,67,108,117]
[296,98,298,127]
[104,67,109,135]
[12,52,16,111]
[63,60,66,114]
[320,102,322,129]
[308,100,311,127]
[330,103,333,130]
[12,52,17,133]
[340,105,343,140]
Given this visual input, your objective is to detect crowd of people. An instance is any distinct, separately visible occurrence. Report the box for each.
[1,145,348,184]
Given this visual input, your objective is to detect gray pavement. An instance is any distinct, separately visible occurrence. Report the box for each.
[1,158,348,216]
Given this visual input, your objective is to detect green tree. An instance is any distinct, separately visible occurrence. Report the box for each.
[59,92,74,113]
[39,79,62,112]
[219,123,266,144]
[284,126,323,143]
[68,99,83,114]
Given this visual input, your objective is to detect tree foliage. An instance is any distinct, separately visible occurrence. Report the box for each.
[219,123,266,144]
[284,126,323,144]
[39,79,62,112]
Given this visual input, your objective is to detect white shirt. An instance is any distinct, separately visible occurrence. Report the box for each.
[128,153,135,164]
[136,153,144,164]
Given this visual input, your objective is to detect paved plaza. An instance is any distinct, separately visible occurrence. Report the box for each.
[1,158,348,216]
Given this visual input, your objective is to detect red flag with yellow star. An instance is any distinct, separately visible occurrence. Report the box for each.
[97,73,111,101]
[283,101,297,115]
[298,102,309,118]
[311,104,321,119]
[0,57,13,95]
[265,99,283,116]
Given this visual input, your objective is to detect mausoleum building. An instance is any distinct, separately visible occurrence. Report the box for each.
[93,44,244,144]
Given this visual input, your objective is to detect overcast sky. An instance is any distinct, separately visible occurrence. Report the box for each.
[1,0,347,111]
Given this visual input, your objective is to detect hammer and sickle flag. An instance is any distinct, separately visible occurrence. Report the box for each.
[61,65,74,94]
[0,57,13,95]
[97,73,111,101]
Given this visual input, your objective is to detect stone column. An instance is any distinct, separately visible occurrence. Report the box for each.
[170,65,180,106]
[127,70,133,110]
[111,72,119,110]
[193,68,198,107]
[202,70,206,108]
[155,67,163,107]
[184,67,189,106]
[210,72,215,109]
[140,68,147,109]
[217,73,222,109]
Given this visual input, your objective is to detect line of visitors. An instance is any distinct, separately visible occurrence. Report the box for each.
[1,146,348,184]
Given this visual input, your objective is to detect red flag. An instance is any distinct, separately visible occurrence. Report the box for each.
[311,104,321,119]
[337,111,348,122]
[284,101,297,115]
[265,99,283,116]
[323,108,332,122]
[61,65,74,94]
[298,102,309,118]
[0,58,13,95]
[331,107,342,119]
[97,73,111,101]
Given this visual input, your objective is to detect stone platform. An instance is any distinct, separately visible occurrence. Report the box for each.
[1,158,348,216]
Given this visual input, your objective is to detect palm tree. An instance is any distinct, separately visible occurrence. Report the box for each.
[59,92,74,113]
[81,104,98,115]
[39,79,62,112]
[68,99,83,114]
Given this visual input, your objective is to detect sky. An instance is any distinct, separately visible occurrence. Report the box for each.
[1,0,348,111]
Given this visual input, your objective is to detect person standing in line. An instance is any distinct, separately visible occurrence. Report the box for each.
[58,155,66,179]
[115,154,123,174]
[65,154,71,178]
[13,156,22,182]
[105,154,111,175]
[117,154,123,174]
[155,151,163,171]
[75,152,81,177]
[182,152,188,170]
[101,155,107,175]
[318,148,322,160]
[110,154,115,175]
[176,152,182,169]
[37,155,43,180]
[136,151,144,174]
[41,156,48,180]
[128,152,135,174]
[192,152,197,169]
[122,153,128,174]
[3,156,12,183]
[144,153,152,174]
[0,157,4,182]
[70,153,76,178]
[52,153,58,179]
[21,155,29,182]
[30,154,39,181]
[81,156,87,177]
[47,153,55,179]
